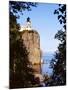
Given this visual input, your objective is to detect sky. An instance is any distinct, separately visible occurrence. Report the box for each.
[17,2,62,53]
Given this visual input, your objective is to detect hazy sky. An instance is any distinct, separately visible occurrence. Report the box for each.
[17,2,62,53]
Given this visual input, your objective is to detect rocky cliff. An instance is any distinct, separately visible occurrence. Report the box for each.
[20,30,41,75]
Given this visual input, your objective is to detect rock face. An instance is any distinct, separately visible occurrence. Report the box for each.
[20,30,41,75]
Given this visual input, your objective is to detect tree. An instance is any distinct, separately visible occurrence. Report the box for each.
[9,1,37,31]
[10,38,35,88]
[50,4,66,86]
[9,1,37,88]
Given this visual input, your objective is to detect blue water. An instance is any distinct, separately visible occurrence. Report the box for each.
[42,52,54,76]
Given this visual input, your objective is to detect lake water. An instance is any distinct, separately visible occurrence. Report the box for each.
[41,52,54,76]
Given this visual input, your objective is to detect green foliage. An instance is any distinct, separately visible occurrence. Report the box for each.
[9,14,20,31]
[9,1,37,17]
[10,38,35,88]
[9,1,37,31]
[9,1,38,88]
[54,4,66,29]
[55,30,66,42]
[49,4,66,86]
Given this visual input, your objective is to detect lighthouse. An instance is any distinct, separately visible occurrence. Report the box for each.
[19,17,32,31]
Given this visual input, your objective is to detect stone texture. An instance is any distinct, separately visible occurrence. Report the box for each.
[20,30,41,75]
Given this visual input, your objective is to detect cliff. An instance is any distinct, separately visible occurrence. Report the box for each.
[20,30,41,74]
